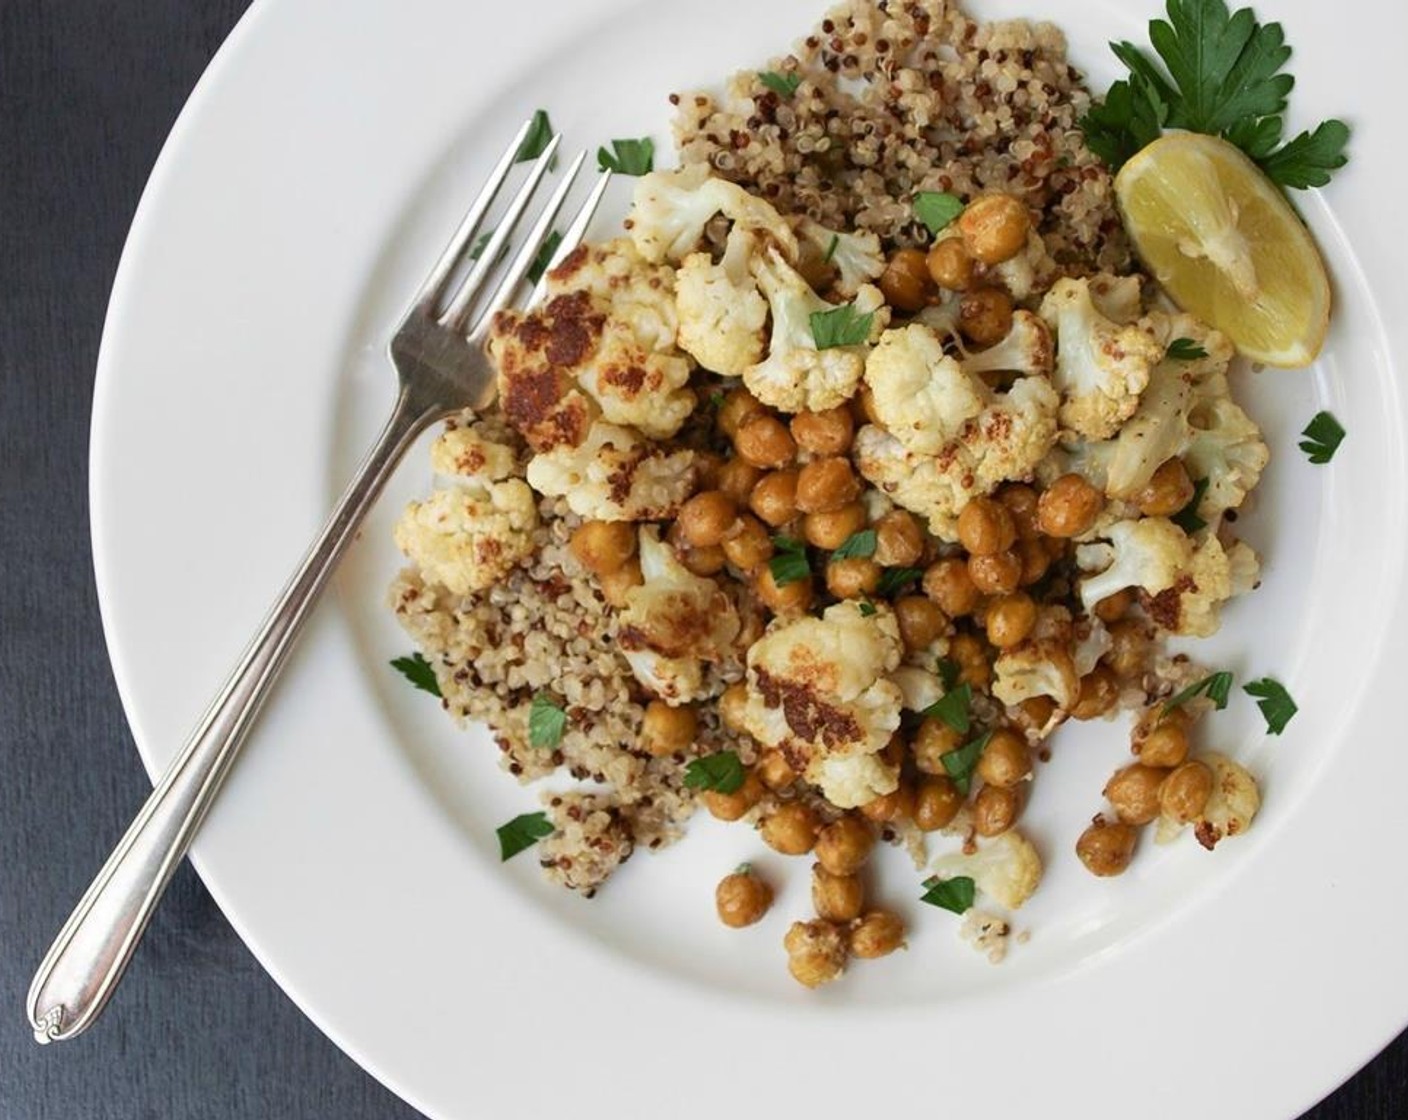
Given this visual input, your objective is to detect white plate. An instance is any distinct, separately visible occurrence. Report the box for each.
[92,0,1408,1116]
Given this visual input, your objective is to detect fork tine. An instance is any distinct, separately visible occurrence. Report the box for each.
[412,117,534,312]
[441,134,563,330]
[467,151,588,341]
[526,168,614,309]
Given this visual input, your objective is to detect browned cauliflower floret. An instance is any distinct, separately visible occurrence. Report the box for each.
[393,479,537,596]
[524,421,698,521]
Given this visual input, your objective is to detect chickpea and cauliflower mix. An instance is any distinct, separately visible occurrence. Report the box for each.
[388,0,1334,989]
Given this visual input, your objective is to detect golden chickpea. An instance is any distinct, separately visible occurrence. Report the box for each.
[913,717,964,774]
[749,469,799,527]
[895,596,948,651]
[676,490,738,549]
[693,451,726,491]
[1036,474,1104,539]
[1011,695,1057,735]
[1094,588,1135,624]
[569,521,637,577]
[1016,538,1051,587]
[873,510,925,568]
[968,549,1023,596]
[977,728,1032,788]
[721,514,774,573]
[803,502,868,551]
[679,543,727,577]
[879,247,933,312]
[717,387,766,438]
[949,632,992,690]
[812,864,866,923]
[957,496,1017,556]
[995,484,1039,535]
[959,193,1031,265]
[1076,818,1138,877]
[926,235,974,291]
[791,406,855,456]
[849,910,906,959]
[1104,763,1169,825]
[972,783,1021,837]
[639,700,697,758]
[756,565,813,614]
[859,780,914,824]
[597,556,643,608]
[1071,667,1120,720]
[718,682,749,732]
[1105,619,1150,679]
[761,801,820,855]
[757,749,797,791]
[960,287,1015,347]
[815,816,874,876]
[795,456,861,514]
[701,772,765,822]
[784,920,847,988]
[716,457,763,505]
[826,556,882,599]
[914,775,964,831]
[1136,458,1195,518]
[985,592,1038,649]
[1138,716,1191,768]
[923,557,980,617]
[1161,759,1214,824]
[715,867,773,928]
[735,414,796,470]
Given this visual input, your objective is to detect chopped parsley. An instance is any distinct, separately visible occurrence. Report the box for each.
[831,530,877,560]
[1244,677,1297,734]
[858,600,877,617]
[1299,411,1345,465]
[527,230,563,284]
[920,874,976,915]
[875,567,922,597]
[923,682,973,734]
[823,233,841,263]
[1172,477,1210,534]
[941,729,992,796]
[516,109,555,162]
[1163,671,1234,715]
[684,750,746,794]
[758,70,802,98]
[769,535,811,587]
[936,658,962,692]
[390,653,441,697]
[528,693,568,749]
[1166,337,1209,361]
[496,811,554,861]
[913,190,965,235]
[810,301,875,349]
[597,137,655,175]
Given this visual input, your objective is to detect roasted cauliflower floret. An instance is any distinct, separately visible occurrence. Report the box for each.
[393,479,537,596]
[931,830,1043,910]
[1158,754,1261,850]
[489,240,695,449]
[1088,273,1145,324]
[961,311,1056,381]
[793,216,886,298]
[993,640,1079,711]
[741,601,904,809]
[617,530,740,704]
[525,421,698,521]
[1184,390,1270,522]
[1075,517,1193,613]
[428,426,518,484]
[865,324,986,455]
[988,229,1059,301]
[743,243,888,413]
[674,227,769,376]
[1141,534,1262,637]
[1041,276,1163,441]
[628,164,797,264]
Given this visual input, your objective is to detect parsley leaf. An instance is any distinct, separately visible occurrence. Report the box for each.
[920,875,976,915]
[1163,671,1234,715]
[1172,477,1210,534]
[527,230,563,284]
[1166,337,1209,360]
[832,530,877,560]
[810,301,875,349]
[597,137,655,175]
[769,536,811,587]
[875,567,922,597]
[823,233,840,263]
[1244,677,1297,734]
[1079,76,1167,171]
[758,70,802,98]
[1299,410,1345,464]
[858,600,877,617]
[390,653,441,697]
[517,110,555,163]
[1259,119,1350,189]
[941,730,992,795]
[684,750,746,794]
[497,811,554,860]
[923,682,972,734]
[913,190,965,235]
[936,658,961,692]
[528,693,568,749]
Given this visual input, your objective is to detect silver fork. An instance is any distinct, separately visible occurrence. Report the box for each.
[26,119,613,1044]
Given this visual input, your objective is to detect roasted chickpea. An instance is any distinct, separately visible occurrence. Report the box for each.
[761,801,820,855]
[569,520,637,576]
[968,549,1023,596]
[826,556,882,599]
[701,772,765,822]
[913,717,964,774]
[873,510,925,568]
[803,502,868,551]
[985,592,1038,649]
[972,783,1021,837]
[1104,618,1150,678]
[895,596,948,651]
[879,247,933,312]
[1071,666,1120,720]
[679,543,728,577]
[795,456,860,514]
[996,484,1040,536]
[1076,818,1138,877]
[735,414,796,469]
[959,193,1031,265]
[1161,759,1214,824]
[923,557,980,617]
[639,700,697,758]
[716,457,764,505]
[716,867,773,928]
[1105,763,1169,825]
[693,451,726,491]
[814,816,874,876]
[957,496,1017,556]
[977,728,1032,788]
[718,682,749,732]
[757,749,797,792]
[716,387,766,438]
[1136,457,1195,518]
[721,514,774,573]
[849,910,906,959]
[852,383,884,428]
[812,864,866,923]
[1094,588,1135,623]
[784,920,847,988]
[1036,473,1104,538]
[1137,712,1191,768]
[1011,695,1057,736]
[960,287,1015,347]
[948,632,992,690]
[676,490,738,549]
[791,406,855,456]
[859,780,914,824]
[597,556,643,608]
[1016,537,1052,586]
[914,775,964,831]
[749,469,799,527]
[756,566,813,614]
[926,235,974,291]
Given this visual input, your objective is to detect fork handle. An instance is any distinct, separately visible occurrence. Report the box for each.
[26,385,443,1044]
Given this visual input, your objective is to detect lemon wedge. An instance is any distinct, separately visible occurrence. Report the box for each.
[1115,132,1331,367]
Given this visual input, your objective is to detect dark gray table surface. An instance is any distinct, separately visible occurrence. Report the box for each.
[1,2,1404,1118]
